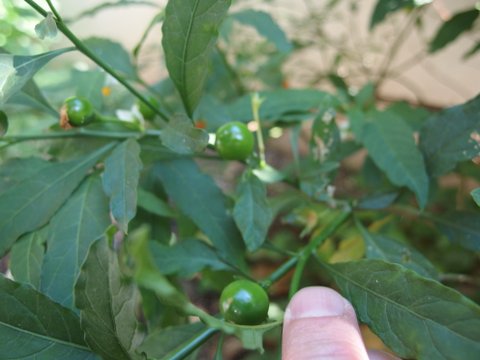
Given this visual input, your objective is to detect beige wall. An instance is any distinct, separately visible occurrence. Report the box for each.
[56,0,479,107]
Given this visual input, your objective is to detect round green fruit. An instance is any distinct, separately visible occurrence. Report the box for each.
[137,96,159,120]
[215,121,254,160]
[219,279,269,325]
[64,96,95,126]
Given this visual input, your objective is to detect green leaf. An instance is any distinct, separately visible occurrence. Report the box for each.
[71,69,107,110]
[472,188,480,207]
[137,188,176,218]
[0,157,50,194]
[0,47,73,104]
[357,225,438,279]
[34,12,58,39]
[162,0,232,116]
[136,323,205,359]
[103,139,142,233]
[0,110,7,136]
[433,211,480,251]
[233,172,273,252]
[323,259,480,360]
[386,101,431,132]
[84,37,136,79]
[227,89,337,123]
[370,0,432,29]
[159,114,209,154]
[230,10,292,53]
[150,238,233,277]
[429,9,480,53]
[128,226,190,308]
[0,276,96,359]
[0,143,115,256]
[154,158,245,267]
[9,229,46,289]
[419,94,480,177]
[40,176,111,309]
[75,238,142,360]
[8,79,59,117]
[351,110,429,208]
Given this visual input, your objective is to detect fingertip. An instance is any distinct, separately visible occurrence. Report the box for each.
[282,287,369,360]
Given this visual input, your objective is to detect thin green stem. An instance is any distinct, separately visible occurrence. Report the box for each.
[288,210,351,298]
[375,9,421,88]
[45,0,62,21]
[251,93,267,168]
[161,327,218,360]
[261,211,351,292]
[24,0,170,122]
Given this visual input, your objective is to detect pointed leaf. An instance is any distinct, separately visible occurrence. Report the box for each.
[159,114,209,154]
[40,176,111,309]
[0,276,96,359]
[433,211,480,251]
[233,172,273,251]
[358,226,438,279]
[420,94,480,177]
[227,89,337,123]
[429,9,480,53]
[9,229,46,289]
[75,238,142,360]
[352,110,429,208]
[162,0,232,116]
[8,79,59,117]
[137,188,176,218]
[230,10,292,53]
[0,47,73,104]
[103,139,142,233]
[150,238,234,277]
[0,143,115,255]
[323,259,480,360]
[370,0,432,29]
[84,37,136,78]
[154,158,245,266]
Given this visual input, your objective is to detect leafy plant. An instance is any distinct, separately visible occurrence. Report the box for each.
[1,0,479,359]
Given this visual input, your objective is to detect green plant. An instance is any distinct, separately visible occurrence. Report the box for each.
[0,0,479,359]
[215,121,255,160]
[219,279,270,325]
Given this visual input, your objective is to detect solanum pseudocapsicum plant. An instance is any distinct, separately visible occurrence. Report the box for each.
[0,0,479,359]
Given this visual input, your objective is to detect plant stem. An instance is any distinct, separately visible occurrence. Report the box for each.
[375,8,421,88]
[45,0,63,21]
[162,327,219,360]
[288,210,351,298]
[251,93,267,168]
[261,211,351,291]
[24,0,170,122]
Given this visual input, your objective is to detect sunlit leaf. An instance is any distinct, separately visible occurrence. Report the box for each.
[0,47,73,104]
[162,0,232,116]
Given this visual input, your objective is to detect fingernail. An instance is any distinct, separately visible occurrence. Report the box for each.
[284,287,348,321]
